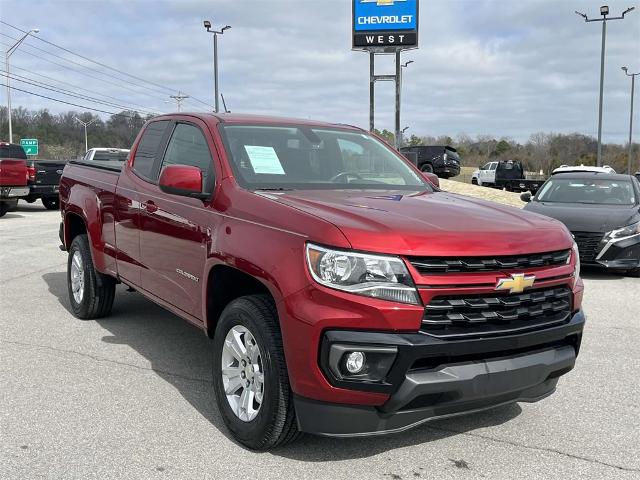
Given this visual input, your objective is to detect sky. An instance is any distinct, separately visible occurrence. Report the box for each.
[0,0,639,143]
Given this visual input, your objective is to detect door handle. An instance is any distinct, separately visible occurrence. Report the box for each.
[144,200,158,213]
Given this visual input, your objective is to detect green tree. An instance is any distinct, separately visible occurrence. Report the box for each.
[408,134,423,146]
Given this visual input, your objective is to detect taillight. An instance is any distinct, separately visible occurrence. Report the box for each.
[27,165,36,181]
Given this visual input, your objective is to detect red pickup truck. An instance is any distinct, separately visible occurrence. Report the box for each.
[0,142,29,217]
[59,113,585,450]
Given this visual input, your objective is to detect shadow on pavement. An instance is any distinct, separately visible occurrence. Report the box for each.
[42,270,523,460]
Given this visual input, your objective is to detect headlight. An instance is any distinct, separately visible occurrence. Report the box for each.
[305,243,420,305]
[605,221,640,240]
[571,242,580,282]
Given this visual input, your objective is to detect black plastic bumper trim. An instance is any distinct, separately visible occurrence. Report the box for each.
[320,310,584,394]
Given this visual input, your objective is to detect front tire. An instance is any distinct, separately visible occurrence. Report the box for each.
[67,234,116,319]
[42,197,60,210]
[0,203,8,218]
[212,295,299,450]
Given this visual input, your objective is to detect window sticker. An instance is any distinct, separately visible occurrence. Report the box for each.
[244,145,285,175]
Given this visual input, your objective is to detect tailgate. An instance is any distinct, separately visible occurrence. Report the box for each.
[0,159,28,186]
[34,160,67,186]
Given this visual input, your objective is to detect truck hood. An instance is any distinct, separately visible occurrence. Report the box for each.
[263,189,573,256]
[524,201,640,233]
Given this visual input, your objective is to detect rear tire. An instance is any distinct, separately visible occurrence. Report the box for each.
[212,295,299,450]
[471,178,478,185]
[0,203,8,218]
[420,163,434,174]
[67,234,116,319]
[42,197,59,210]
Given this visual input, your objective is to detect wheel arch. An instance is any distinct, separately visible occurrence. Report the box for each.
[203,263,279,338]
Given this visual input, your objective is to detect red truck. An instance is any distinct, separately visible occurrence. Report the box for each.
[0,142,29,217]
[59,113,585,450]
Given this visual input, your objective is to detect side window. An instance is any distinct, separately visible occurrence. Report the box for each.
[481,163,491,170]
[490,163,498,171]
[132,121,170,180]
[161,123,214,192]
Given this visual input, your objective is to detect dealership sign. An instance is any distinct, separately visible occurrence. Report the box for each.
[352,0,419,50]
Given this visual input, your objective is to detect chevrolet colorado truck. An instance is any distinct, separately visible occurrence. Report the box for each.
[0,142,29,217]
[59,113,585,450]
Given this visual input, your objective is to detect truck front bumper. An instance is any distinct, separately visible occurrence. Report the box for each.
[593,233,640,270]
[294,310,584,437]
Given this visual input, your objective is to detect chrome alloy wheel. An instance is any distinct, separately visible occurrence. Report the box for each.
[221,325,264,422]
[70,250,85,304]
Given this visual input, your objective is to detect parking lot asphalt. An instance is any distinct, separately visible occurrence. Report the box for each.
[1,201,639,480]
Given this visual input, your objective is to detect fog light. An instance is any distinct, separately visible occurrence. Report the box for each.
[345,351,366,374]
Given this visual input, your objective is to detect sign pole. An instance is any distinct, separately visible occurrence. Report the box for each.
[395,50,401,149]
[369,52,375,132]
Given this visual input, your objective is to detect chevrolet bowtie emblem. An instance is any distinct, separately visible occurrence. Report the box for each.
[495,273,535,294]
[361,0,406,5]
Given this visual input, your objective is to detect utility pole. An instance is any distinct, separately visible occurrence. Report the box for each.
[203,20,231,113]
[74,117,97,153]
[5,28,39,143]
[168,91,190,112]
[622,66,638,174]
[575,5,635,166]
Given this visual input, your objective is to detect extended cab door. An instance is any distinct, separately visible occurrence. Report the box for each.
[138,120,218,320]
[114,120,172,285]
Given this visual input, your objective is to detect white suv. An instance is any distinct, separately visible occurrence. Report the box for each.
[552,165,616,175]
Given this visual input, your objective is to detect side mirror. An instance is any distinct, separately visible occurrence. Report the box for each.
[422,172,440,188]
[520,192,532,203]
[159,164,207,199]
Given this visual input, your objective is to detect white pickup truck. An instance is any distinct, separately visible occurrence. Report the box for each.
[472,160,544,194]
[83,148,130,163]
[472,161,498,186]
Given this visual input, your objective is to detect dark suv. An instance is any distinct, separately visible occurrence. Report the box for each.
[400,145,461,178]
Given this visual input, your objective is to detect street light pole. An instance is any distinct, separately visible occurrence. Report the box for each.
[622,67,638,174]
[74,117,97,153]
[203,21,231,113]
[575,6,635,167]
[5,28,39,143]
[400,126,409,148]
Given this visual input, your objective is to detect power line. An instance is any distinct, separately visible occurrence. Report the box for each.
[0,39,175,106]
[1,21,216,111]
[2,71,160,115]
[8,64,164,114]
[1,22,176,95]
[1,82,150,118]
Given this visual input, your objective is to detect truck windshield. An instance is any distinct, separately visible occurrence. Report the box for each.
[536,178,636,205]
[220,124,428,191]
